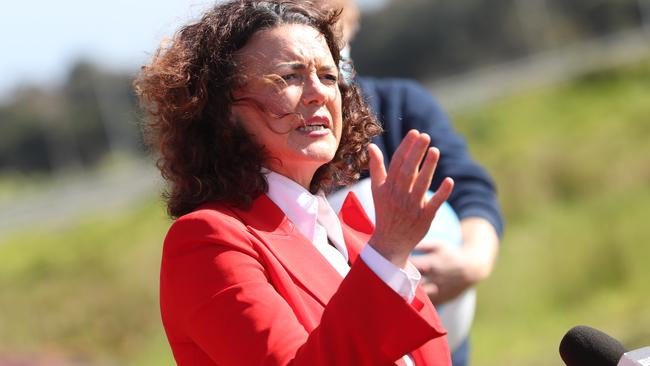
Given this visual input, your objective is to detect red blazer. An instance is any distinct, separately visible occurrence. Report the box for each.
[160,192,451,366]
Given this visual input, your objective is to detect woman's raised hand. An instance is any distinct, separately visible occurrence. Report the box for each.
[367,130,454,269]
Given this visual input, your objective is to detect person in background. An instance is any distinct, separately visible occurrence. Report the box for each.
[325,1,504,365]
[135,1,456,364]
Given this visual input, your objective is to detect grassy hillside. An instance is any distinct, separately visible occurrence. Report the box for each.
[454,59,650,365]
[0,58,649,365]
[0,199,174,365]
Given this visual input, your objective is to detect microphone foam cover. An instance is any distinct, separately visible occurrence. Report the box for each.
[559,325,627,366]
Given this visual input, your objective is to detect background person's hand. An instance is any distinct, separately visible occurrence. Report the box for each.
[367,130,454,268]
[410,241,472,304]
[411,217,500,304]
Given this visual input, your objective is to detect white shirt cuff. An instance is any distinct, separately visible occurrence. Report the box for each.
[359,244,421,303]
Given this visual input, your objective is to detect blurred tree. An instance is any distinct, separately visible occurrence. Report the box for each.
[0,104,52,172]
[64,62,110,167]
[351,0,644,79]
[0,61,141,175]
[0,88,77,173]
[553,0,643,36]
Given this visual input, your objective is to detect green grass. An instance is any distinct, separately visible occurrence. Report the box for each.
[0,59,649,365]
[453,59,650,365]
[0,198,174,365]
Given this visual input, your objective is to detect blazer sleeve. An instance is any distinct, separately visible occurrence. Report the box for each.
[160,209,445,366]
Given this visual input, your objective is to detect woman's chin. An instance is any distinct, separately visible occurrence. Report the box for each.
[302,147,337,164]
[292,139,337,161]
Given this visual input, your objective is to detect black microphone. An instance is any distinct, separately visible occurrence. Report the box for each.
[559,325,650,366]
[560,325,626,366]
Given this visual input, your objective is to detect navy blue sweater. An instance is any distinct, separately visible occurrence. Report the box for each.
[357,77,504,236]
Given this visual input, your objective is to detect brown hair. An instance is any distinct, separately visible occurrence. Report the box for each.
[134,0,381,218]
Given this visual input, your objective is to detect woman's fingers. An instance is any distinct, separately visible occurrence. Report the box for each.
[411,147,440,199]
[425,177,454,217]
[385,130,419,184]
[367,130,455,268]
[394,133,431,192]
[375,130,452,210]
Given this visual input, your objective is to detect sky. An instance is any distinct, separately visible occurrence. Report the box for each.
[0,0,388,101]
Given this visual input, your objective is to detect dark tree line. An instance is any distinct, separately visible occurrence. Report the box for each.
[1,0,646,174]
[0,62,142,174]
[352,0,646,79]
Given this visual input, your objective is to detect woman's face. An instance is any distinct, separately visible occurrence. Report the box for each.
[230,24,343,187]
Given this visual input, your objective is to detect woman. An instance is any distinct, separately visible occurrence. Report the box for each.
[135,1,454,365]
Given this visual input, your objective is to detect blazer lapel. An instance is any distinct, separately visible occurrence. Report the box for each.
[231,194,343,307]
[338,191,375,265]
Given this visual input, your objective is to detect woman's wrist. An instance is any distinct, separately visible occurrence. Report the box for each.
[368,235,411,269]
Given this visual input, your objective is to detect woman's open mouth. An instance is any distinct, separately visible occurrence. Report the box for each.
[297,124,327,132]
[297,115,330,133]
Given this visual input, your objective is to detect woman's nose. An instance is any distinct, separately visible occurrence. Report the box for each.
[301,75,328,106]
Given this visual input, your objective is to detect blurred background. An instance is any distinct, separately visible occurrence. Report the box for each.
[1,0,649,365]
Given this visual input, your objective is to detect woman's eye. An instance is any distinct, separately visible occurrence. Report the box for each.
[281,73,299,81]
[321,74,338,83]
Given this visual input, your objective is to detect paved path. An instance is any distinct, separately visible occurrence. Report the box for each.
[0,161,162,239]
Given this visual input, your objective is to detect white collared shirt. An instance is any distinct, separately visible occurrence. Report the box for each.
[264,170,421,302]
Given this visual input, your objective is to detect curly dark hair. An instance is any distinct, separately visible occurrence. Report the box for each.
[134,0,381,218]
